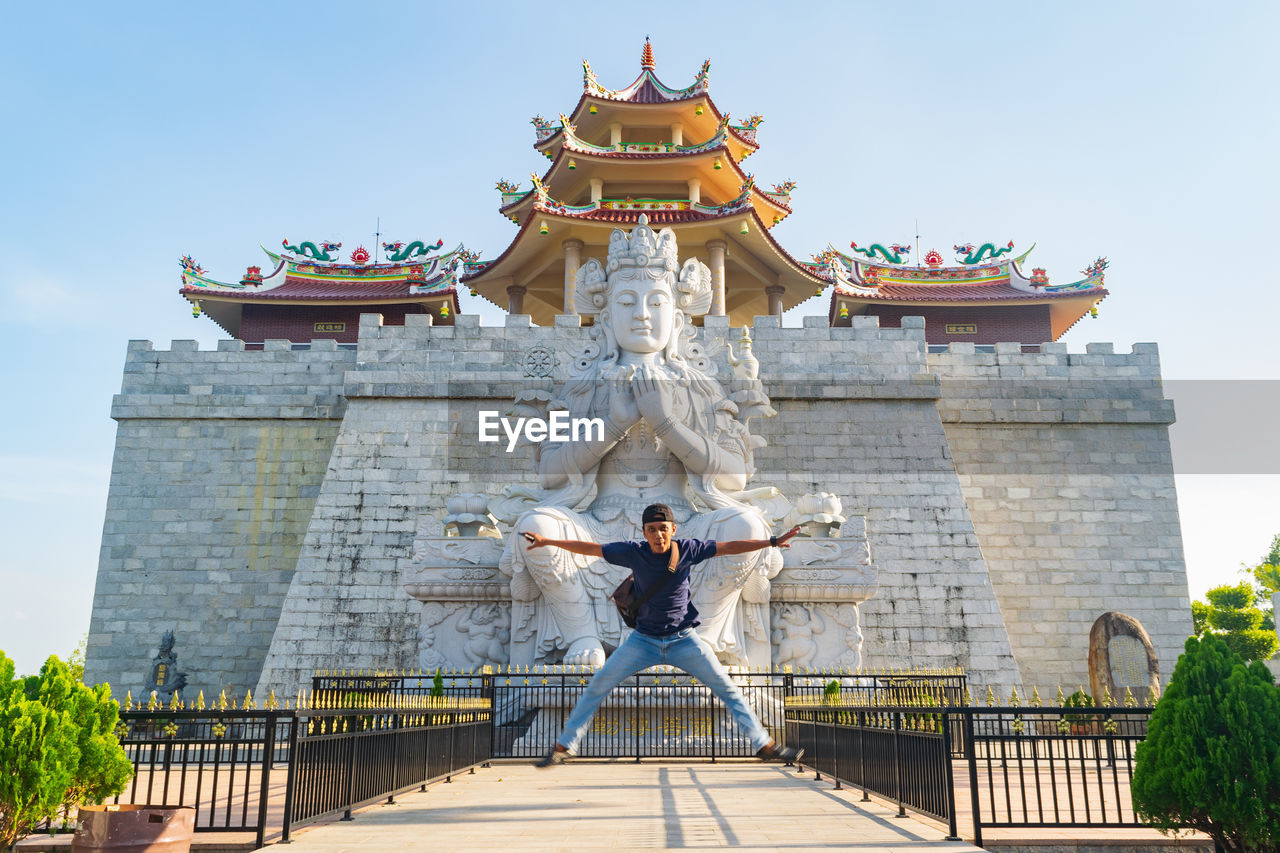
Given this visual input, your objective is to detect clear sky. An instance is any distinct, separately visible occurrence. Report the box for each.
[2,1,1277,675]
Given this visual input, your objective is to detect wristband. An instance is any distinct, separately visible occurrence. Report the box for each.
[770,535,778,547]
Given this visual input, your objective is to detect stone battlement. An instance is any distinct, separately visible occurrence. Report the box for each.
[114,339,356,420]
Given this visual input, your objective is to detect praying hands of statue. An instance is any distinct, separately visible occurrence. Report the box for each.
[632,364,675,427]
[608,374,641,431]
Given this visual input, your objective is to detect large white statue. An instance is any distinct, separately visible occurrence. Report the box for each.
[494,215,782,668]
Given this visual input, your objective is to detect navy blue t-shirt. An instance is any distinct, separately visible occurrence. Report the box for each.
[601,538,718,637]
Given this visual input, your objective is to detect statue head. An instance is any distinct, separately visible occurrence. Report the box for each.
[574,215,712,369]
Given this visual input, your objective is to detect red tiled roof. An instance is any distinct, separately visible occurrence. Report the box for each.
[837,282,1108,302]
[181,276,454,302]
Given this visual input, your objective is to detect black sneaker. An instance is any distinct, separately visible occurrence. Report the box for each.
[757,744,804,764]
[534,748,572,768]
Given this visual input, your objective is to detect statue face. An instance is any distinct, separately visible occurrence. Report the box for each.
[608,269,674,355]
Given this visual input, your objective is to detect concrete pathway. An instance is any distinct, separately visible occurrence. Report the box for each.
[264,759,982,852]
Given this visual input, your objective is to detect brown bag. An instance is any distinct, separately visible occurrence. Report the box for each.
[611,542,680,629]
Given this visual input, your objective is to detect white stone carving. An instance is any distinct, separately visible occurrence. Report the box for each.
[443,493,502,539]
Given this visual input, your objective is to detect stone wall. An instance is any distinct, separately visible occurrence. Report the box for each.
[930,341,1192,690]
[86,315,1193,702]
[85,339,353,698]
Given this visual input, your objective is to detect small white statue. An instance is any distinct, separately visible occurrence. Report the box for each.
[724,327,760,380]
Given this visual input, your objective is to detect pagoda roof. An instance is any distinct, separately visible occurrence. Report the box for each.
[498,150,793,228]
[462,200,826,326]
[582,40,710,105]
[533,112,759,162]
[818,245,1110,339]
[556,42,755,148]
[178,244,462,336]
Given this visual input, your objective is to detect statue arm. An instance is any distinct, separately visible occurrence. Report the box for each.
[651,416,749,492]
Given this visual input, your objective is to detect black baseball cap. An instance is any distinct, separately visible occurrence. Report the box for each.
[642,503,675,525]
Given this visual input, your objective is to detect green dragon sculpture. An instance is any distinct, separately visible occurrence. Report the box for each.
[954,241,1014,265]
[382,239,444,263]
[849,241,911,264]
[281,239,341,262]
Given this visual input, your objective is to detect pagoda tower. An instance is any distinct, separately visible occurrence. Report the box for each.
[464,40,828,325]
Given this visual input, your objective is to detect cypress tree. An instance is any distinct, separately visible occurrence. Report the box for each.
[1132,634,1280,851]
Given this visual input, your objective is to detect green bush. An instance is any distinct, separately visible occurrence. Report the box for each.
[1223,629,1279,664]
[1190,600,1210,637]
[0,653,133,849]
[1206,583,1253,611]
[1199,582,1278,661]
[1209,606,1263,633]
[1132,634,1280,851]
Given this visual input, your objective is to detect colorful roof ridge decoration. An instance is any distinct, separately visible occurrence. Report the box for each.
[822,241,1110,338]
[180,241,465,297]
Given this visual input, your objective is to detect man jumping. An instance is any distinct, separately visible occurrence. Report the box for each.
[522,502,804,767]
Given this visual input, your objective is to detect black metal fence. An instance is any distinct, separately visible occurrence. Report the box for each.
[114,699,491,846]
[785,702,1157,847]
[314,668,966,760]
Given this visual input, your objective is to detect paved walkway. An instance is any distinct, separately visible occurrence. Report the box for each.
[264,760,982,852]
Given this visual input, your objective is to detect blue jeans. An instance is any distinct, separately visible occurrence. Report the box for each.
[556,627,771,753]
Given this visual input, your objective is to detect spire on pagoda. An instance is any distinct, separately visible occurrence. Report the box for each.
[641,37,655,70]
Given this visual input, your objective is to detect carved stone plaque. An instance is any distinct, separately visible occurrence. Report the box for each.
[1088,612,1159,704]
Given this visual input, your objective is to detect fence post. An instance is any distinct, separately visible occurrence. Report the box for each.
[255,712,277,849]
[859,710,870,802]
[892,710,906,818]
[280,713,299,843]
[341,720,357,821]
[941,710,959,841]
[483,673,494,767]
[964,708,982,848]
[387,711,400,804]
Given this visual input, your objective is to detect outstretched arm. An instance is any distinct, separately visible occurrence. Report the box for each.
[714,525,802,557]
[522,531,604,558]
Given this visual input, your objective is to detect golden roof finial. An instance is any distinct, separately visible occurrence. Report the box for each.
[641,37,655,70]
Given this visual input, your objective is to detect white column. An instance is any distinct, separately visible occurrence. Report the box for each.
[688,178,701,205]
[609,123,622,146]
[670,123,683,146]
[590,177,604,203]
[766,284,786,318]
[562,239,583,314]
[507,284,526,315]
[707,239,726,317]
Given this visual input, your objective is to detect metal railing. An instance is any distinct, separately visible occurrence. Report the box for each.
[785,703,1157,847]
[314,669,967,760]
[114,700,491,846]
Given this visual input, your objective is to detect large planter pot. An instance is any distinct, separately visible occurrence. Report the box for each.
[71,805,195,853]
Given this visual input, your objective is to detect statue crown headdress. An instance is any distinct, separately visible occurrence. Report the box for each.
[575,214,713,316]
[606,214,679,274]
